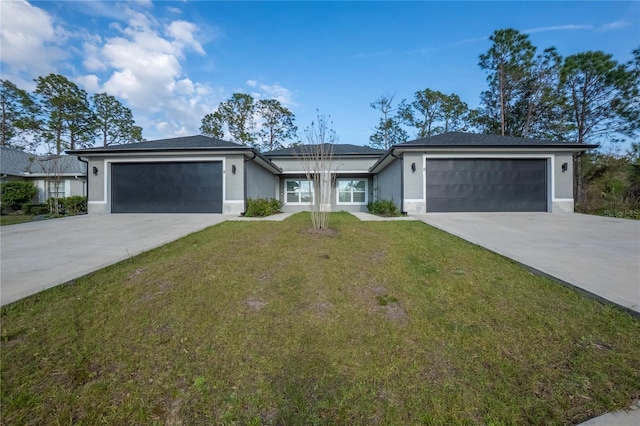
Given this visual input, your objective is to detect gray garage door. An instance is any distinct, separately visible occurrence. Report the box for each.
[426,159,547,212]
[112,162,223,213]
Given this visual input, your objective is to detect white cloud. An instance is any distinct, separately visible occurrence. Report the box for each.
[245,80,296,107]
[167,20,205,55]
[1,1,246,141]
[0,0,67,76]
[76,74,101,93]
[597,21,630,32]
[523,24,593,34]
[167,6,182,15]
[82,42,107,71]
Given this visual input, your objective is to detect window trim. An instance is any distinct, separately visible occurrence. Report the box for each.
[47,180,66,199]
[284,179,315,205]
[336,178,368,205]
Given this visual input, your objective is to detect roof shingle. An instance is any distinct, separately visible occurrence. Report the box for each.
[400,132,598,147]
[1,146,86,176]
[67,135,246,154]
[264,143,384,156]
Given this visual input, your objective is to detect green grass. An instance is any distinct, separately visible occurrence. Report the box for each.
[2,212,639,425]
[0,214,35,226]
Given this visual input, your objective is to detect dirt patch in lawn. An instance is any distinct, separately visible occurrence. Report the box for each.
[299,227,338,237]
[245,297,267,311]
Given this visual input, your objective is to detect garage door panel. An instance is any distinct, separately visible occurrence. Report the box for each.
[112,162,223,213]
[426,159,547,212]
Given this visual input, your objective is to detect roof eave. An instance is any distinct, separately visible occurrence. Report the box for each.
[248,151,283,174]
[66,146,254,155]
[394,143,600,150]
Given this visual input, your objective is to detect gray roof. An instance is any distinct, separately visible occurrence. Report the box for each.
[264,143,384,157]
[67,135,246,154]
[400,132,599,148]
[1,146,87,176]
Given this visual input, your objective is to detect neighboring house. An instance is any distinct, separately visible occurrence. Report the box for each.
[0,146,88,203]
[67,132,597,215]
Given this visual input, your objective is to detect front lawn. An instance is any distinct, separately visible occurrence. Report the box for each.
[1,213,639,424]
[0,215,35,226]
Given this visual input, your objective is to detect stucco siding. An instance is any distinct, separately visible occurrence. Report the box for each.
[403,152,424,201]
[375,158,402,209]
[246,160,277,200]
[272,156,380,173]
[554,152,574,199]
[88,158,105,205]
[69,178,86,198]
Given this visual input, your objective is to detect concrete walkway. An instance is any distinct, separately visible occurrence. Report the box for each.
[579,403,640,426]
[0,214,230,305]
[415,213,640,316]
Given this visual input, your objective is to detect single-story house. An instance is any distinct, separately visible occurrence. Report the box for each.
[0,146,88,203]
[67,132,597,215]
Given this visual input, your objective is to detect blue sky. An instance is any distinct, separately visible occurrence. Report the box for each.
[1,1,638,147]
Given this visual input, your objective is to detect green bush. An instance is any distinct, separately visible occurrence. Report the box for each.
[245,197,283,217]
[61,196,87,215]
[1,181,37,211]
[601,209,640,220]
[21,203,49,215]
[367,199,400,217]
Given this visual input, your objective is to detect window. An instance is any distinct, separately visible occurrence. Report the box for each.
[47,180,65,199]
[285,179,314,204]
[337,179,367,204]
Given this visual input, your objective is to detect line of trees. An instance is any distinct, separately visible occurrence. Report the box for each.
[200,93,297,152]
[1,74,143,154]
[369,28,639,150]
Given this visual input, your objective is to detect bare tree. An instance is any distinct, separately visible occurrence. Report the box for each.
[296,111,339,230]
[35,154,71,215]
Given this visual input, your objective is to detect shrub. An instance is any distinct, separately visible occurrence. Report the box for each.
[245,197,283,217]
[21,203,49,215]
[1,181,37,211]
[367,199,400,217]
[61,196,87,215]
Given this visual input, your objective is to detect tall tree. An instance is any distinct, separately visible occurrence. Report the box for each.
[478,28,536,136]
[517,47,569,140]
[439,92,471,133]
[560,51,636,144]
[399,89,470,138]
[199,113,224,139]
[398,89,443,138]
[92,93,143,146]
[560,50,637,204]
[0,79,39,150]
[617,48,640,139]
[200,93,256,146]
[369,94,407,149]
[34,74,95,154]
[256,99,297,151]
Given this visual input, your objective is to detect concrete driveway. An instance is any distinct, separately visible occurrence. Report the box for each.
[416,213,640,316]
[0,214,230,306]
